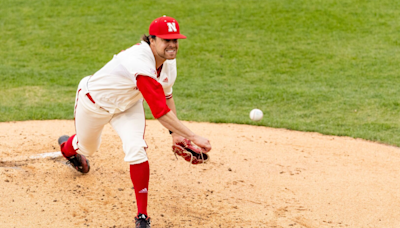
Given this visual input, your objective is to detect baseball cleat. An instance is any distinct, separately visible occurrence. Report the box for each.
[135,213,151,228]
[66,154,90,174]
[58,135,70,146]
[58,135,90,174]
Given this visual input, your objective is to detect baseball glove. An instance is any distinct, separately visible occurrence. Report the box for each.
[172,139,209,164]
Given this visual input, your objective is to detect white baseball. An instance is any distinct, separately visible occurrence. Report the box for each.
[250,109,263,121]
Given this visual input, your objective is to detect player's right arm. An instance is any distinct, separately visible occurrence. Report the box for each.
[157,111,211,153]
[136,75,211,153]
[165,97,188,144]
[166,97,177,116]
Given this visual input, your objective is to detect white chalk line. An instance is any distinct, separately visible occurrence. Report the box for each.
[0,151,63,163]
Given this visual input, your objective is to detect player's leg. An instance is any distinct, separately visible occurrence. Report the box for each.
[59,76,112,173]
[110,99,150,220]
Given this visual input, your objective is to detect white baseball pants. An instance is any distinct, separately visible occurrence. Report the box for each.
[72,76,148,164]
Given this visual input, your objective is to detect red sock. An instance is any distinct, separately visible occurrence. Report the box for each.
[130,161,150,216]
[60,134,78,158]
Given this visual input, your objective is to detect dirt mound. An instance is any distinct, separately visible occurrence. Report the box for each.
[1,120,400,227]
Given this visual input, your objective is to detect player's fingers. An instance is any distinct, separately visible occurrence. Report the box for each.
[206,140,211,151]
[202,144,211,153]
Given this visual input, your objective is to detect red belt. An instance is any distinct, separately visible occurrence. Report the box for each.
[86,93,96,104]
[85,93,108,112]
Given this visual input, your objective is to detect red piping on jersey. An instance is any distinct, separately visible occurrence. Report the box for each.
[157,64,163,78]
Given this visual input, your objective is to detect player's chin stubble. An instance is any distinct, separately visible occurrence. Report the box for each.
[160,50,177,60]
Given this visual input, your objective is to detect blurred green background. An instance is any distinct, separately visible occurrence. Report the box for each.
[1,0,400,145]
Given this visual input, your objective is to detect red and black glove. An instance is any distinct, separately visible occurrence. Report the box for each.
[172,139,209,164]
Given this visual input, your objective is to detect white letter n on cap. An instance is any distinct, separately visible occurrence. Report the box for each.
[167,22,177,32]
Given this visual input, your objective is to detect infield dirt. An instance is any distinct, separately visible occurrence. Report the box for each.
[1,120,400,227]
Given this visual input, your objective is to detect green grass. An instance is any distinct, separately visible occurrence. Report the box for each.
[1,0,400,145]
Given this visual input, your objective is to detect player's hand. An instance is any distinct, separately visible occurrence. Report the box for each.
[172,138,210,164]
[171,133,185,145]
[191,135,211,153]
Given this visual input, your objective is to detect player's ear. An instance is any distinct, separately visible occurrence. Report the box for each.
[149,36,157,45]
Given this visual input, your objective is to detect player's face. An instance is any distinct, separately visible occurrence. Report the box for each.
[152,37,179,60]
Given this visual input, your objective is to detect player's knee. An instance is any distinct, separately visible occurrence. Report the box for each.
[123,143,148,164]
[77,147,96,156]
[76,143,99,156]
[74,135,100,157]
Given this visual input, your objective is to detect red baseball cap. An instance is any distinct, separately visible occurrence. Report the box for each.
[149,16,187,39]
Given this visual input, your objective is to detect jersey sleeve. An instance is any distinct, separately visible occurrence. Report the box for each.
[117,42,158,80]
[136,75,171,119]
[165,90,173,99]
[159,59,177,99]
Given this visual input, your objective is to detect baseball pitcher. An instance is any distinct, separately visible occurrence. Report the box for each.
[57,16,212,228]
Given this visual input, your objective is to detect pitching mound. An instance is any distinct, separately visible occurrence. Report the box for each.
[1,120,400,227]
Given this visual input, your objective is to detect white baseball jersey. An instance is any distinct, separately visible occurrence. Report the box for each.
[72,41,178,164]
[88,41,177,114]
